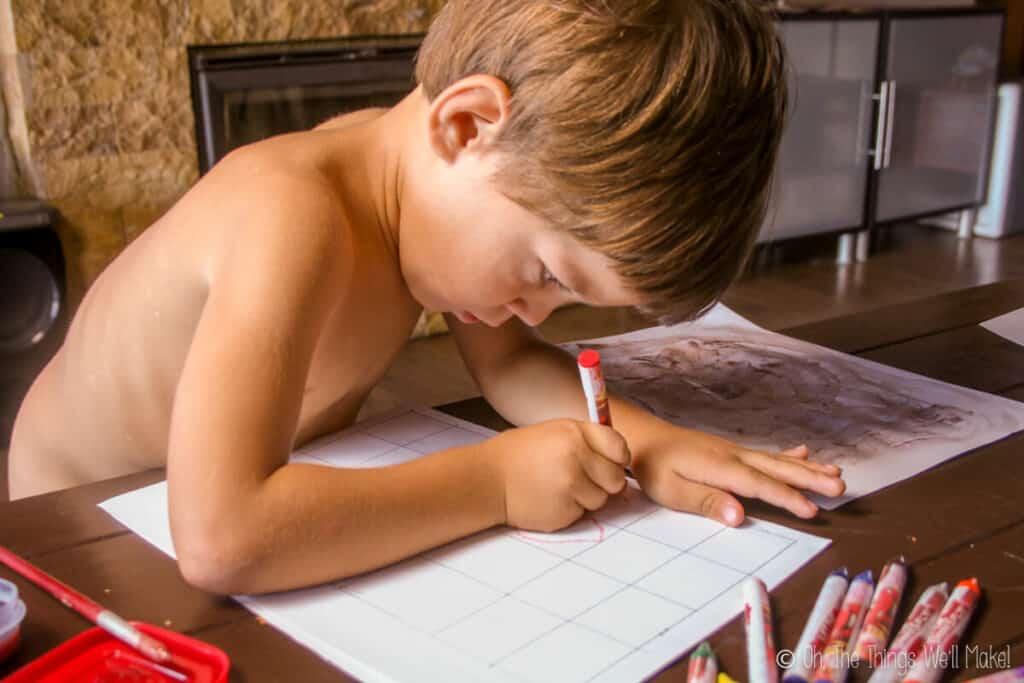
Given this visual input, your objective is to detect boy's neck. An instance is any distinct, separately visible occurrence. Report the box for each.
[335,88,426,265]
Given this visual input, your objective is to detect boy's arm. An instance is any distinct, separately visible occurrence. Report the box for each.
[166,157,504,594]
[448,316,845,525]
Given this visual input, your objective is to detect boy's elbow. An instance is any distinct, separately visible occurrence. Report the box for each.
[175,527,260,595]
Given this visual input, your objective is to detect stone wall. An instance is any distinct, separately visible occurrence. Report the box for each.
[2,0,442,308]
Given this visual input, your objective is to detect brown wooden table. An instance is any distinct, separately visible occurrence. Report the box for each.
[3,280,1024,682]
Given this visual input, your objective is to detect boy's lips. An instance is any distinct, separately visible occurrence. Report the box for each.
[455,311,480,324]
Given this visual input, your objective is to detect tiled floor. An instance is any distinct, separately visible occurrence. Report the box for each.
[4,223,1024,502]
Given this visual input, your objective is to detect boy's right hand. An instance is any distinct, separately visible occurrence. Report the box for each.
[487,420,630,533]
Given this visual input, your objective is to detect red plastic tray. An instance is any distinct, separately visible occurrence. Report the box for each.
[3,622,230,682]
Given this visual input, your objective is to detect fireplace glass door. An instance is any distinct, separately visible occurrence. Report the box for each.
[189,36,422,174]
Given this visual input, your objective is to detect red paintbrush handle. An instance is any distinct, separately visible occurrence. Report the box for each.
[0,546,104,621]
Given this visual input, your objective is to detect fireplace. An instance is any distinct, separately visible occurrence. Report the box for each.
[188,36,423,174]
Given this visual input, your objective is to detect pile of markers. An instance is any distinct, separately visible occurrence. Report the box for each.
[686,561,1022,683]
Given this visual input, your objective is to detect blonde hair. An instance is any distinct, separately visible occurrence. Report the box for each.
[416,0,787,322]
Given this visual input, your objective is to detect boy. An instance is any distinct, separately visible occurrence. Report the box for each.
[10,0,844,594]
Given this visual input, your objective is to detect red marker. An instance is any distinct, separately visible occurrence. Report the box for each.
[744,577,778,683]
[853,558,907,665]
[903,578,982,683]
[868,582,949,683]
[578,350,612,426]
[813,570,874,683]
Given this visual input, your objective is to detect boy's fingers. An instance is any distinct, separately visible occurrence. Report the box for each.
[579,449,627,495]
[652,475,745,527]
[777,445,841,475]
[578,422,631,467]
[701,461,819,518]
[742,450,846,497]
[782,459,842,476]
[781,444,810,458]
[571,477,610,512]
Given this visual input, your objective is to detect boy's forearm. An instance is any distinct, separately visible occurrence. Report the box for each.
[478,342,676,459]
[174,443,505,594]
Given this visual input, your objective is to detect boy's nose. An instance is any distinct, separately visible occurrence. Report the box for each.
[476,307,514,328]
[506,298,555,327]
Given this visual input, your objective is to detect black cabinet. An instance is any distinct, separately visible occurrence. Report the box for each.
[873,11,1004,224]
[761,8,1004,249]
[761,15,881,242]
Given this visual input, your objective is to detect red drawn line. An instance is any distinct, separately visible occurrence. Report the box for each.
[515,517,606,545]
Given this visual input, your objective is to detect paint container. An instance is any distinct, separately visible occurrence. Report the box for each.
[0,578,27,662]
[4,621,229,682]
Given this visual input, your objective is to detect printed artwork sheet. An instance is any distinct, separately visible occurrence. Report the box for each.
[561,305,1024,509]
[982,307,1024,346]
[101,407,830,683]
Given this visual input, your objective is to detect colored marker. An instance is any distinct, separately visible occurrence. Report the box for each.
[812,570,874,683]
[964,667,1024,683]
[903,578,982,683]
[744,577,778,683]
[783,568,849,683]
[688,641,718,683]
[867,582,949,683]
[853,558,908,666]
[577,350,612,426]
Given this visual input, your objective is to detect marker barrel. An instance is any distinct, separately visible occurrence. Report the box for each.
[577,350,612,426]
[688,641,718,683]
[853,559,907,666]
[744,578,778,683]
[963,667,1024,683]
[783,569,849,683]
[812,570,874,683]
[866,582,949,683]
[902,578,981,683]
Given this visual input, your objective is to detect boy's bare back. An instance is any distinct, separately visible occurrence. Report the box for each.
[9,109,421,498]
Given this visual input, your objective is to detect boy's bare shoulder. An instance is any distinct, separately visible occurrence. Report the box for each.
[184,135,356,288]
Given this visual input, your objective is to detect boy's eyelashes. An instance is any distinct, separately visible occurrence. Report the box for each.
[540,265,571,293]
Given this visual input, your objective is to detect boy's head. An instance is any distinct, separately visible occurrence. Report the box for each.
[416,0,787,323]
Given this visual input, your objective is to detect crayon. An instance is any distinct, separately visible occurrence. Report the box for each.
[812,569,874,683]
[853,558,907,666]
[688,641,718,683]
[903,578,982,683]
[577,350,612,426]
[964,667,1024,683]
[719,673,741,683]
[867,582,949,683]
[744,577,778,683]
[783,568,850,683]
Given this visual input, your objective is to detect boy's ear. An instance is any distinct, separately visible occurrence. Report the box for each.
[427,75,511,164]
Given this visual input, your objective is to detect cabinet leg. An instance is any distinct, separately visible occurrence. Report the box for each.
[958,209,977,240]
[837,233,856,265]
[855,230,870,262]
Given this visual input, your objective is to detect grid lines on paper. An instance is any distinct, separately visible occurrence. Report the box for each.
[291,408,802,683]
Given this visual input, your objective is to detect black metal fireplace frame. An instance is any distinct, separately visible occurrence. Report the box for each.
[187,35,423,175]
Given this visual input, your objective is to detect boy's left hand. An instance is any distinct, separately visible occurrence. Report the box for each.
[630,426,845,526]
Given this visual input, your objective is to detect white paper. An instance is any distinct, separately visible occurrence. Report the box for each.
[562,305,1024,509]
[982,307,1024,346]
[100,407,830,683]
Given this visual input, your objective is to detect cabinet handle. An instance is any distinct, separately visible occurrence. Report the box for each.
[883,80,897,168]
[872,80,890,171]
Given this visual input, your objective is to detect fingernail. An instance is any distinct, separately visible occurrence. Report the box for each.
[723,506,741,526]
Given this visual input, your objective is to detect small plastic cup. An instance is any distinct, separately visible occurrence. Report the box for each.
[0,578,27,662]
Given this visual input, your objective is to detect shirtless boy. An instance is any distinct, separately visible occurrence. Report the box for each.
[10,0,844,594]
